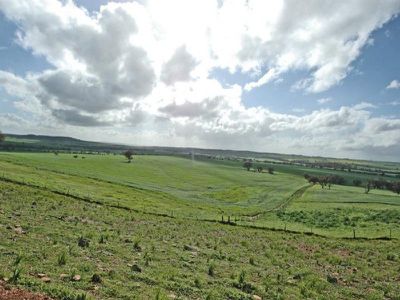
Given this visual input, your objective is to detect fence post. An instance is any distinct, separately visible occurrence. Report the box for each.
[353,228,356,239]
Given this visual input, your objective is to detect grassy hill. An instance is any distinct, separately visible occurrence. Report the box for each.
[1,179,399,300]
[0,151,399,299]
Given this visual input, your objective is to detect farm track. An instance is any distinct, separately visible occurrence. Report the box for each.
[239,184,312,219]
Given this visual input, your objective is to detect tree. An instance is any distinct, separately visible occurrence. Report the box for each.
[365,182,371,194]
[256,166,263,173]
[353,179,362,187]
[268,167,274,174]
[123,150,134,163]
[0,131,5,142]
[243,161,252,171]
[390,182,400,195]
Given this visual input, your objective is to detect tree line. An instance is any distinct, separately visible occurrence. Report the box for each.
[243,160,274,174]
[304,173,400,195]
[304,174,345,189]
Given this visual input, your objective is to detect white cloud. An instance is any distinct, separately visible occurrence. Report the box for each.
[353,102,377,110]
[388,100,400,106]
[244,68,280,91]
[387,80,400,89]
[1,0,400,160]
[317,97,333,104]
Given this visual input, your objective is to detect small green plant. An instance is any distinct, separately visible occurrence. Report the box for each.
[75,293,87,300]
[238,270,246,286]
[208,263,215,277]
[13,253,23,266]
[10,268,22,283]
[194,277,202,288]
[249,257,255,265]
[58,252,67,266]
[99,235,106,244]
[133,239,142,252]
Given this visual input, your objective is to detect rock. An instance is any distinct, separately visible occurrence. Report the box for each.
[91,274,102,284]
[293,274,302,280]
[37,273,46,278]
[183,245,199,252]
[14,226,26,234]
[131,264,142,273]
[72,274,81,281]
[59,274,69,280]
[41,277,51,283]
[78,237,89,248]
[327,275,338,284]
[253,295,262,300]
[167,294,177,299]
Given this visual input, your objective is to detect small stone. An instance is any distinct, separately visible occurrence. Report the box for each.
[327,275,338,284]
[14,226,26,234]
[91,274,102,283]
[41,277,51,283]
[37,273,46,278]
[72,274,81,281]
[183,245,199,252]
[253,295,262,300]
[131,264,142,273]
[293,274,301,280]
[59,273,69,280]
[78,237,89,248]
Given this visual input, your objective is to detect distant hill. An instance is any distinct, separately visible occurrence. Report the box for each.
[1,133,400,171]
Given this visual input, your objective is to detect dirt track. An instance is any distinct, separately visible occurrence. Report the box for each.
[0,281,53,300]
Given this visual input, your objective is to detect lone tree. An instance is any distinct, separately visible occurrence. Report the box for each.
[0,131,5,142]
[390,182,400,195]
[123,150,134,163]
[243,160,252,171]
[268,167,274,174]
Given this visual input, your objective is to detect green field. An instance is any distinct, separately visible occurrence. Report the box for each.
[1,152,400,299]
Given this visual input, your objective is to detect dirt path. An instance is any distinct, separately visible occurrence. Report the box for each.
[0,281,54,300]
[240,184,312,221]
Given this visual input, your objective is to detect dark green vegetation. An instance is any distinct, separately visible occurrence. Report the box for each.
[1,180,399,299]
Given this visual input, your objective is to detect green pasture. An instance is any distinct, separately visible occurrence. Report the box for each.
[0,152,399,238]
[1,180,399,299]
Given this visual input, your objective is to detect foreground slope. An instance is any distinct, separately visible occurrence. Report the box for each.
[1,180,399,300]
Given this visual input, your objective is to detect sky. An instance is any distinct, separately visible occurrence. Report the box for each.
[0,0,400,161]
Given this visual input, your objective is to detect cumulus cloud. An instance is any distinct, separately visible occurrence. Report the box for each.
[1,0,400,160]
[51,109,111,127]
[387,80,400,89]
[161,46,198,85]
